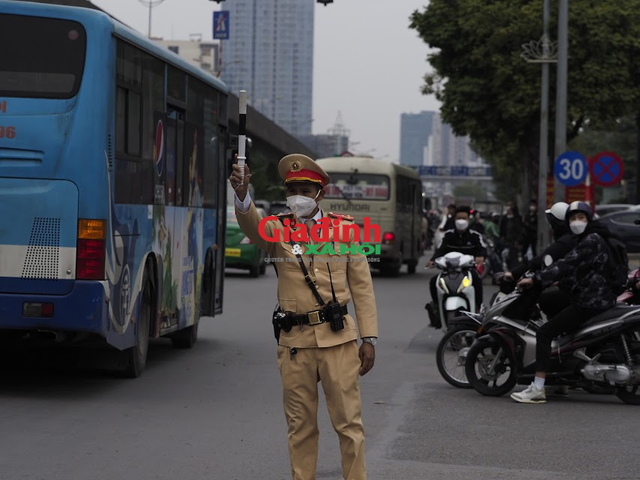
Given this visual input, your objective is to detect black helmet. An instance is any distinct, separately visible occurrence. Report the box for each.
[566,201,593,222]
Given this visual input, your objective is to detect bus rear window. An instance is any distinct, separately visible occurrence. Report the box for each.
[0,14,86,98]
[324,173,390,200]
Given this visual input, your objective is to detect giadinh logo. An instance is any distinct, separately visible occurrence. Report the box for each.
[258,216,381,256]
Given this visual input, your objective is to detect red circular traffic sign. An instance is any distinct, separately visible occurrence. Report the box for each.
[589,151,623,187]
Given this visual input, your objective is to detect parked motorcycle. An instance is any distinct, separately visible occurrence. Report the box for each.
[464,289,640,405]
[436,273,515,388]
[426,251,479,333]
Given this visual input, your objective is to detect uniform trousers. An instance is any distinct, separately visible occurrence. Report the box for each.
[277,340,365,480]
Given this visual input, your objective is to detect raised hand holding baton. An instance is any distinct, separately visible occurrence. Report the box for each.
[237,90,247,185]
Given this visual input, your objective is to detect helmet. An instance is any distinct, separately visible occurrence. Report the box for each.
[566,201,593,222]
[545,202,569,234]
[545,202,569,221]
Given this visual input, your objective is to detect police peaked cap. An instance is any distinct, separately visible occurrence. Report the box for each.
[278,154,331,187]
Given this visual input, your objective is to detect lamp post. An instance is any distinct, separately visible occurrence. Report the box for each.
[138,0,166,39]
[554,0,569,204]
[521,0,558,250]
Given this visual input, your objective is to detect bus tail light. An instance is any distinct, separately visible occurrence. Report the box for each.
[23,302,54,318]
[382,232,395,245]
[77,219,106,280]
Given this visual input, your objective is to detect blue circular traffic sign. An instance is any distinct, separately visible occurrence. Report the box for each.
[590,151,623,187]
[554,151,588,187]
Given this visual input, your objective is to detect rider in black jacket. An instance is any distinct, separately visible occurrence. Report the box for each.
[427,206,487,315]
[511,202,617,404]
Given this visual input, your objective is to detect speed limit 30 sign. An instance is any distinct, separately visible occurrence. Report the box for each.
[554,151,588,187]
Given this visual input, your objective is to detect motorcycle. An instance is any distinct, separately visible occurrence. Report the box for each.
[426,251,479,334]
[464,289,640,405]
[436,273,515,388]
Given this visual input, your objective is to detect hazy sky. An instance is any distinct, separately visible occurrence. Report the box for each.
[91,0,440,162]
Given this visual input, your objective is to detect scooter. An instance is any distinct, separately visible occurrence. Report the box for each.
[464,289,640,405]
[436,273,515,388]
[426,251,479,334]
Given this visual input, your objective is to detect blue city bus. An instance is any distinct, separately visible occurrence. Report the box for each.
[0,1,229,376]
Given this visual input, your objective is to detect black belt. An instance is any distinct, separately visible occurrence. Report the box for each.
[287,305,348,326]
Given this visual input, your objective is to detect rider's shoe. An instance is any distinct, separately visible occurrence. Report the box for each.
[510,383,547,404]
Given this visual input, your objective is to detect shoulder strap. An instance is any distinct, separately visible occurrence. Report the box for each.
[276,216,325,306]
[293,247,325,306]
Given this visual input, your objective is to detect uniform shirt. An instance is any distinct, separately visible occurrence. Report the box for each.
[235,192,378,348]
[430,228,487,261]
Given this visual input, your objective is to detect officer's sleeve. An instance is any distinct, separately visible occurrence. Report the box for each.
[235,202,278,256]
[346,229,378,339]
[234,190,252,213]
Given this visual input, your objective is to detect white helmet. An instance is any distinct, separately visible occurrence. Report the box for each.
[545,202,569,221]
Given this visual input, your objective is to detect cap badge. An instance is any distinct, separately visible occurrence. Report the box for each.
[290,161,301,172]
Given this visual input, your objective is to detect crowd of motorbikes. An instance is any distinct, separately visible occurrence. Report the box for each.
[428,251,640,405]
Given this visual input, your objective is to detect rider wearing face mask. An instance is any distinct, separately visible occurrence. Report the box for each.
[512,201,617,404]
[427,206,487,314]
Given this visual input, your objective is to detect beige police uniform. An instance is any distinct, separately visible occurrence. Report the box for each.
[235,154,378,480]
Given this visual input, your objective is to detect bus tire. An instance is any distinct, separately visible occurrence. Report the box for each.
[407,259,418,274]
[171,321,199,349]
[381,264,401,277]
[201,250,214,317]
[119,269,153,378]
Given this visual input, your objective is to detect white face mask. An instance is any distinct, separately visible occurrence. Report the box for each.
[569,220,587,235]
[286,191,320,218]
[455,219,469,231]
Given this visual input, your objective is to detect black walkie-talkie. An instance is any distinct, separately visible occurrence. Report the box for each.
[326,263,345,332]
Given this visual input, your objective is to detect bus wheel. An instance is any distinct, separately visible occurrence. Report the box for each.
[171,321,199,349]
[201,251,214,317]
[407,259,418,274]
[381,263,401,277]
[120,271,152,378]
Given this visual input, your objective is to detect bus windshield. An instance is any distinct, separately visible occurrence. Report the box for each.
[0,14,86,98]
[324,173,390,200]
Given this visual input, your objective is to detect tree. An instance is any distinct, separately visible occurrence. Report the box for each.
[410,1,640,203]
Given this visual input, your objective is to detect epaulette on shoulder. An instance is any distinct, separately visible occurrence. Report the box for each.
[328,212,354,222]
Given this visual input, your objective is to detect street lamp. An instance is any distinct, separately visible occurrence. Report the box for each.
[138,0,166,39]
[521,0,558,250]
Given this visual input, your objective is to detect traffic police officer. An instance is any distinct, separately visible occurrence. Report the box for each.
[229,153,378,480]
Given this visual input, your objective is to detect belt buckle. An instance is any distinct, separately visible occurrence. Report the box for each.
[308,310,322,326]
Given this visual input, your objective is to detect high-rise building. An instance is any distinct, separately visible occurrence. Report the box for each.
[424,112,483,167]
[399,111,434,166]
[220,0,314,136]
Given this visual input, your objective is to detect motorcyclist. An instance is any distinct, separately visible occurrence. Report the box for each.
[426,206,487,319]
[511,201,617,404]
[505,202,574,280]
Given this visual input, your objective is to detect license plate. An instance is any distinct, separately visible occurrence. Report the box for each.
[226,248,241,257]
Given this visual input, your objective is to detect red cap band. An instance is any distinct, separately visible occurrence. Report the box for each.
[285,168,325,186]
